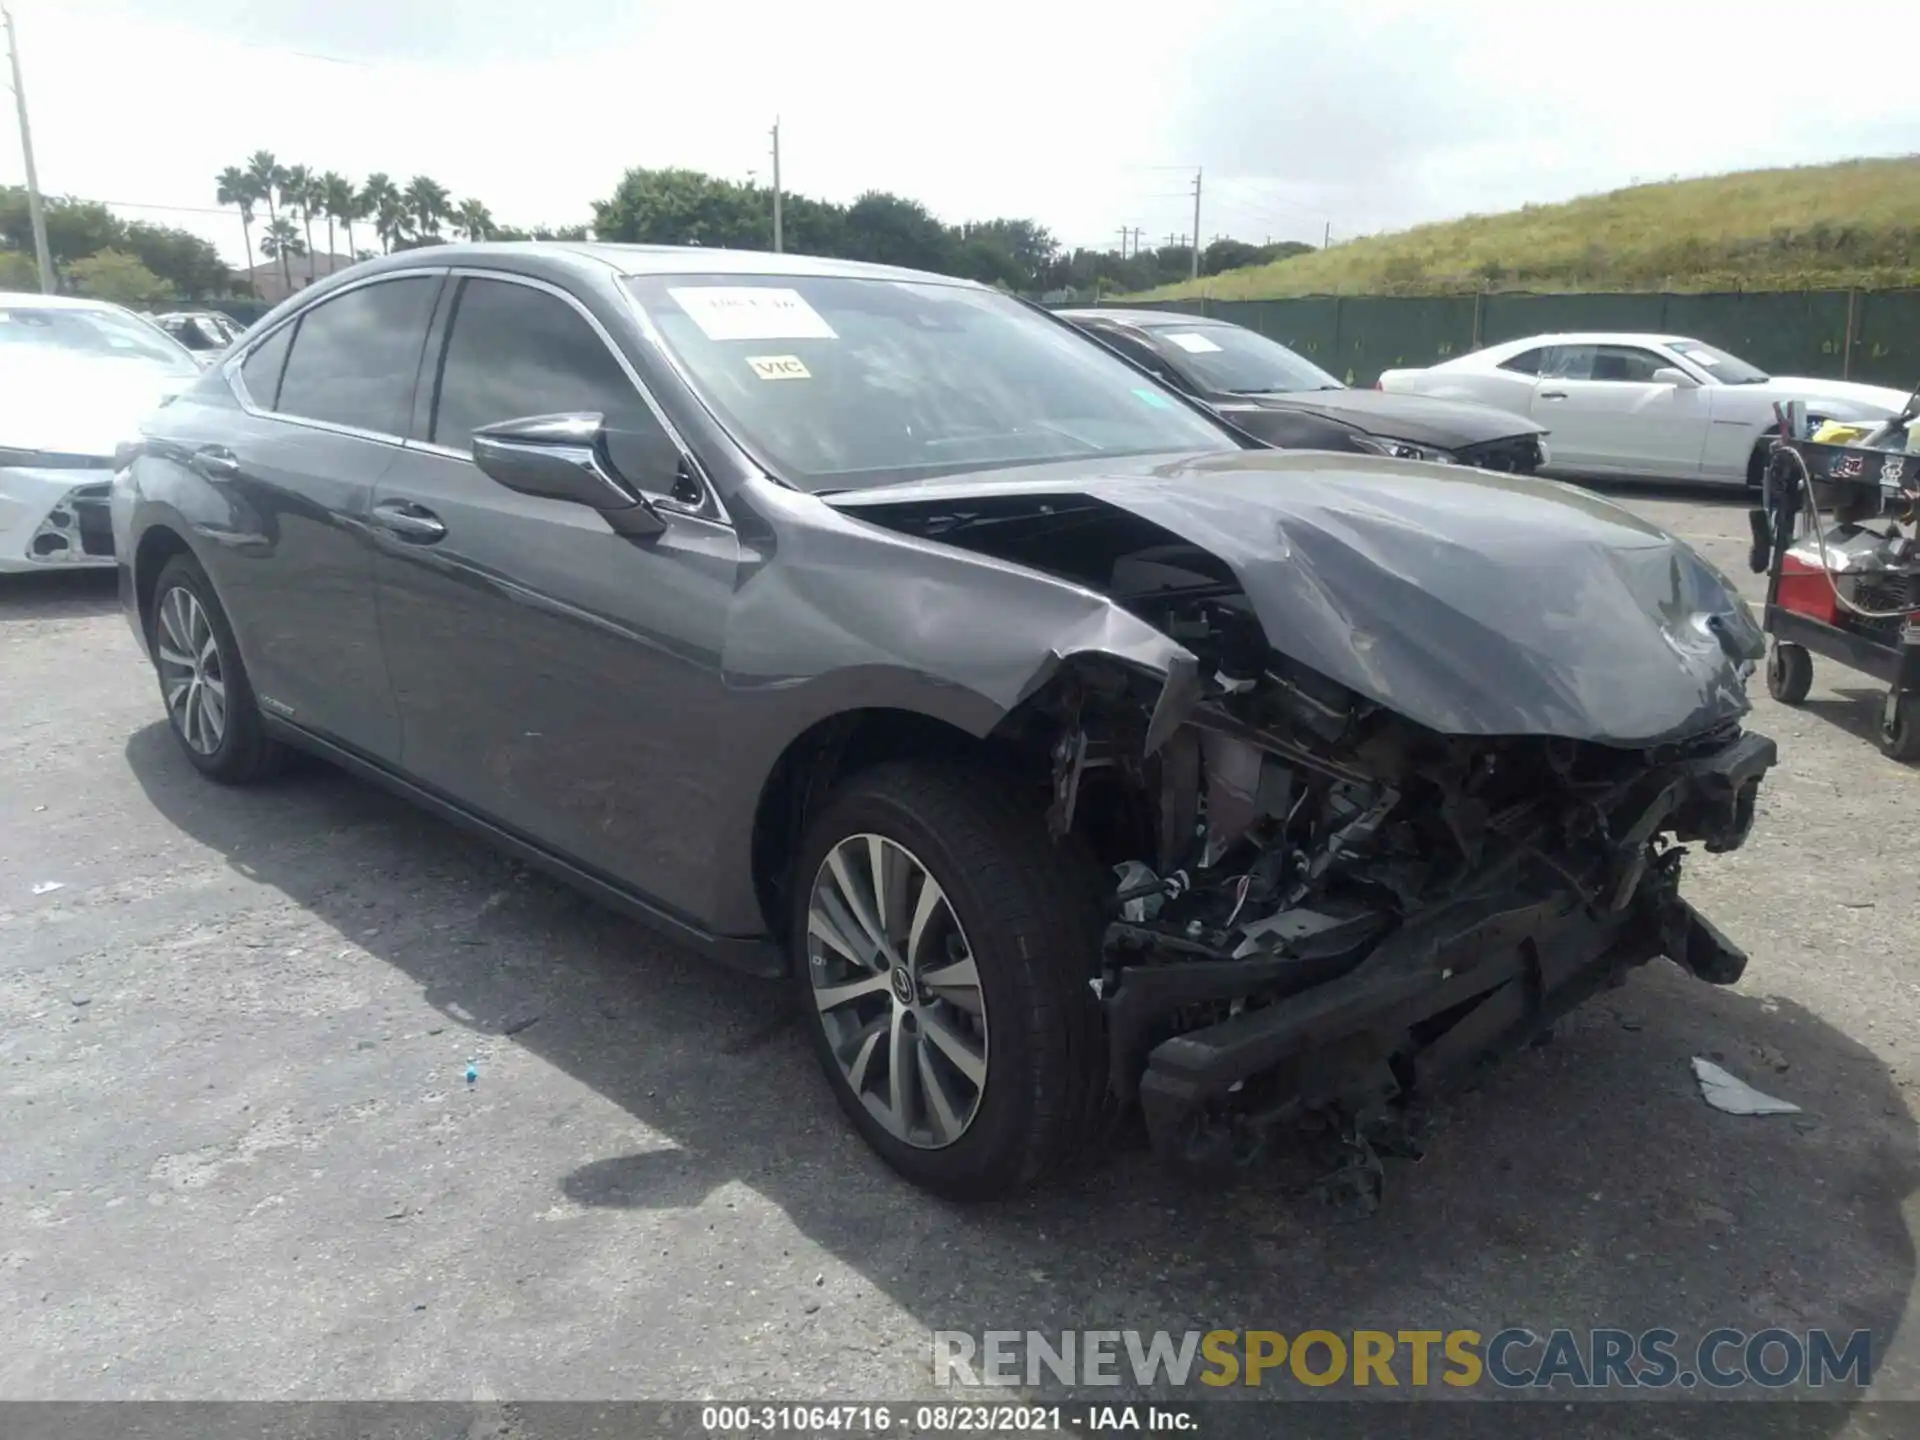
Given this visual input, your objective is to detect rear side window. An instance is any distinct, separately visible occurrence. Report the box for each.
[273,276,438,435]
[430,277,678,489]
[1499,347,1547,376]
[240,323,294,410]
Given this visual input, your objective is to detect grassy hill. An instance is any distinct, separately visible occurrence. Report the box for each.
[1136,156,1920,301]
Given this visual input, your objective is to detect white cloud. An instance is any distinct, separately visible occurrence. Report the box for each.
[4,0,1915,266]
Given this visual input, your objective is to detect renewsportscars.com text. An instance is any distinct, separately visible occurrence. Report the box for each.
[932,1328,1874,1391]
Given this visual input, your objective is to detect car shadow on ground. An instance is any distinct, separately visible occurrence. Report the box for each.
[0,570,120,623]
[1798,686,1910,763]
[123,723,1916,1435]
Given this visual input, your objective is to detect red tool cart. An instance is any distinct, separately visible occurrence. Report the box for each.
[1749,411,1920,761]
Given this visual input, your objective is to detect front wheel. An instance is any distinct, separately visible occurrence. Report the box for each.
[1881,690,1920,763]
[790,762,1111,1201]
[1766,640,1813,706]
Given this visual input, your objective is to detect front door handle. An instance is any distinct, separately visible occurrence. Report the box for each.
[1538,390,1569,400]
[192,445,240,479]
[372,500,447,544]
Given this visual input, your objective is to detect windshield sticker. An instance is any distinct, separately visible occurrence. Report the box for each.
[668,287,838,342]
[1132,387,1174,409]
[747,355,811,380]
[1164,331,1223,354]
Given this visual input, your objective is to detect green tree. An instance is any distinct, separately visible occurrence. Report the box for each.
[67,249,174,305]
[320,172,355,269]
[844,191,954,272]
[245,150,287,239]
[591,167,768,248]
[215,166,258,290]
[283,164,320,282]
[260,216,304,291]
[360,174,404,252]
[120,222,228,298]
[0,189,124,266]
[453,197,493,242]
[403,176,450,240]
[0,249,39,289]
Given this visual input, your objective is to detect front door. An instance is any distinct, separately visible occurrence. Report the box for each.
[1530,343,1712,478]
[368,272,742,922]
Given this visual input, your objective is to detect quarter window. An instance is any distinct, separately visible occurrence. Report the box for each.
[430,277,682,496]
[272,276,439,435]
[1499,347,1547,376]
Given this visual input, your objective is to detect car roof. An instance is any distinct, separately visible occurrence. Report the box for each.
[1057,307,1213,328]
[343,241,986,290]
[0,290,130,312]
[1488,332,1697,350]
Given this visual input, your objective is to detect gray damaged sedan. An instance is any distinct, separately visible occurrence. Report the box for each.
[112,245,1777,1203]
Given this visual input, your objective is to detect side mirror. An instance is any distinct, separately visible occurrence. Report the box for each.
[1651,367,1699,389]
[470,412,667,537]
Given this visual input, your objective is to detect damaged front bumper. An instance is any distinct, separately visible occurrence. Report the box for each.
[0,460,117,572]
[1101,725,1775,1180]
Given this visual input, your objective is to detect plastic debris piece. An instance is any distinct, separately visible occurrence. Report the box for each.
[464,1062,479,1085]
[1692,1057,1800,1116]
[31,881,64,895]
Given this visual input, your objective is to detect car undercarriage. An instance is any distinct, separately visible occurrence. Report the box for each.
[847,480,1777,1209]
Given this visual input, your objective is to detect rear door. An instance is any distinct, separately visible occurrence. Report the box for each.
[368,270,742,915]
[1530,343,1711,477]
[216,270,443,759]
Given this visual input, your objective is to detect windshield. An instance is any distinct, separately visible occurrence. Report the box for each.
[1144,322,1343,395]
[1667,340,1769,385]
[0,304,200,373]
[622,274,1235,492]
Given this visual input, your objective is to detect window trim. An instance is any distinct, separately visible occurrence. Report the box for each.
[411,268,728,527]
[226,266,449,448]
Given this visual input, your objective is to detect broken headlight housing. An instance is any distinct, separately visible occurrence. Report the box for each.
[1352,433,1455,464]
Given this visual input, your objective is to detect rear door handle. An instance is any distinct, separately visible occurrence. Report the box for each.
[192,445,240,478]
[371,500,447,544]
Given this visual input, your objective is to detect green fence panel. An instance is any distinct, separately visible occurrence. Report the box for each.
[1479,292,1667,345]
[1853,290,1920,390]
[1237,298,1341,367]
[1329,297,1475,386]
[1658,292,1849,379]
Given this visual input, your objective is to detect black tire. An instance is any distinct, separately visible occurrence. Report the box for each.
[149,553,288,785]
[790,761,1112,1201]
[1765,640,1813,706]
[1880,690,1920,763]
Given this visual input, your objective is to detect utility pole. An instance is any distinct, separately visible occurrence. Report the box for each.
[1323,220,1331,249]
[2,4,54,294]
[770,117,783,253]
[1117,226,1129,258]
[1190,168,1202,280]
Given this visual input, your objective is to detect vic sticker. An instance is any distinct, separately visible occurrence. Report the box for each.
[669,286,838,342]
[748,355,811,380]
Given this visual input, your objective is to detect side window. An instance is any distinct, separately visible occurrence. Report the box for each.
[1543,344,1594,380]
[430,277,686,498]
[239,322,294,410]
[1588,345,1670,383]
[274,276,439,435]
[1093,328,1190,392]
[1499,347,1546,376]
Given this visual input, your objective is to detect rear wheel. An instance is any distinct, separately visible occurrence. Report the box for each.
[791,762,1110,1201]
[150,554,287,784]
[1765,640,1813,706]
[1881,690,1920,763]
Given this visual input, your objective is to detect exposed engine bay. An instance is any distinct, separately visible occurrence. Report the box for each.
[847,484,1777,1211]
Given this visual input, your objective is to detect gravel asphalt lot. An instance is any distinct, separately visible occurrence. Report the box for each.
[3,484,1917,1435]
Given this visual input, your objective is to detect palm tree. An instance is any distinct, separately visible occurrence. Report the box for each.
[215,166,257,293]
[360,174,402,253]
[320,172,355,272]
[260,217,305,293]
[403,175,451,241]
[453,198,494,243]
[245,150,287,237]
[281,165,320,283]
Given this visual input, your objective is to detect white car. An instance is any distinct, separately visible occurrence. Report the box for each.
[0,292,201,572]
[1378,333,1914,488]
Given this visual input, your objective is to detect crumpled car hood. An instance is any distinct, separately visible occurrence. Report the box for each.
[826,449,1762,748]
[1247,388,1547,448]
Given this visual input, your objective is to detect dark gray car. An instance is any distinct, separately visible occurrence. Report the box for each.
[112,244,1775,1203]
[1061,308,1550,472]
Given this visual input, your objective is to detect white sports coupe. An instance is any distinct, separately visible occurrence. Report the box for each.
[0,292,201,572]
[1378,332,1914,488]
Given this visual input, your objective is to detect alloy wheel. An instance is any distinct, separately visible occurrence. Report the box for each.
[155,585,226,755]
[805,833,989,1150]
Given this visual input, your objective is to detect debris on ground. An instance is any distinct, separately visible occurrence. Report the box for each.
[1692,1057,1801,1116]
[30,881,63,895]
[465,1062,479,1085]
